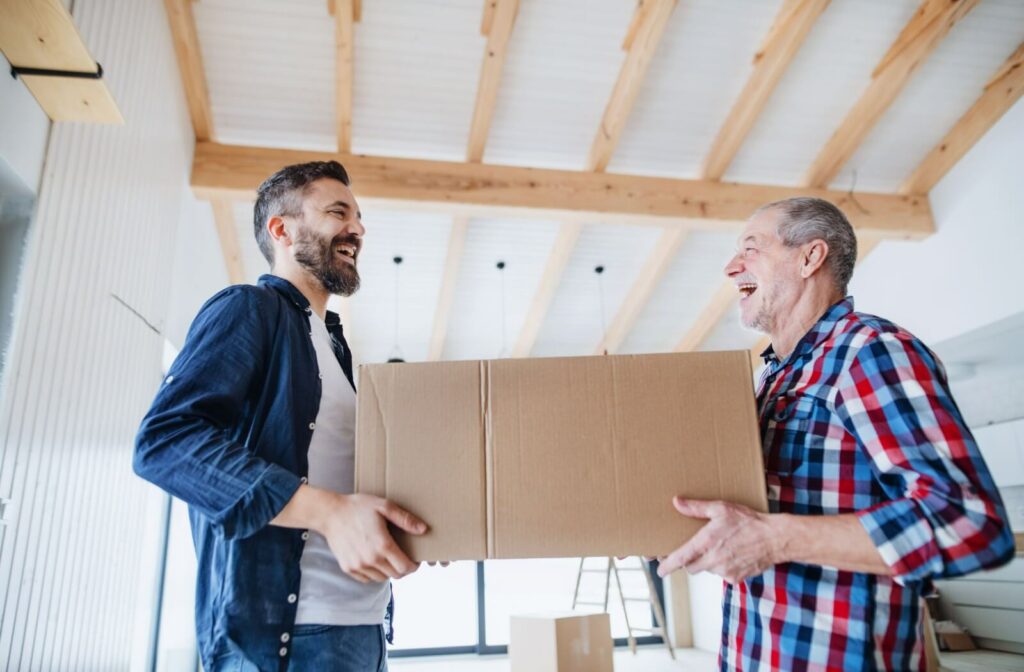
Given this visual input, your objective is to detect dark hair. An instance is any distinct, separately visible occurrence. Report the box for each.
[757,197,857,294]
[253,161,351,265]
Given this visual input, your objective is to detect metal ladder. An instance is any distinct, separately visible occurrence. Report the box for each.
[570,557,675,659]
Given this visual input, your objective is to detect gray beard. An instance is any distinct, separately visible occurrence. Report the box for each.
[292,227,360,297]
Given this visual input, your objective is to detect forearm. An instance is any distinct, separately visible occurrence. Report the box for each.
[270,484,341,534]
[772,513,892,576]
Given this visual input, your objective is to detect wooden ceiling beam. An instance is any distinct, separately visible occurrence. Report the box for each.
[673,280,737,353]
[210,199,246,285]
[588,0,677,172]
[467,0,520,162]
[192,142,934,238]
[803,0,980,188]
[901,41,1024,195]
[164,0,214,139]
[428,217,470,361]
[511,223,584,358]
[330,0,359,153]
[702,0,831,180]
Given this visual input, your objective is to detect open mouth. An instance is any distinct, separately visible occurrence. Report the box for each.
[335,243,358,264]
[737,282,757,300]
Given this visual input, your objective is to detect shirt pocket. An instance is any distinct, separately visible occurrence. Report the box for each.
[764,394,820,476]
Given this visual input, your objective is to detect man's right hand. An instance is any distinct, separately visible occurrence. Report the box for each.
[271,485,428,584]
[320,493,427,583]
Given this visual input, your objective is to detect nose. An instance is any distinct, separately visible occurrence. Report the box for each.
[724,252,743,279]
[348,217,365,238]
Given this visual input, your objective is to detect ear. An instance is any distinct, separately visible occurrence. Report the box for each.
[267,215,290,246]
[799,239,829,279]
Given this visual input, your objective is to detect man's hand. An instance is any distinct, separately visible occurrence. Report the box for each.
[319,493,427,584]
[657,496,784,584]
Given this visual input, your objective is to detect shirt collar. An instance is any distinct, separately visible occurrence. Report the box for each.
[762,296,855,367]
[258,274,342,327]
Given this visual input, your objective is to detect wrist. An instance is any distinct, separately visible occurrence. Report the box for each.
[304,486,346,535]
[767,512,800,565]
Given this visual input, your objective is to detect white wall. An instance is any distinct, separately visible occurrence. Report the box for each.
[0,56,50,197]
[0,0,195,668]
[852,98,1024,344]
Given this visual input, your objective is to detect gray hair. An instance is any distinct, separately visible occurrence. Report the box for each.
[757,197,857,294]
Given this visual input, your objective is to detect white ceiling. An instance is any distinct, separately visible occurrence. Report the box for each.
[194,0,1024,365]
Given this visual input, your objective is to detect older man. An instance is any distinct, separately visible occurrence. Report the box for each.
[658,197,1014,671]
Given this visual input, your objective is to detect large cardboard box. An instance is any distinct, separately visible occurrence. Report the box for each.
[509,613,613,672]
[356,351,767,561]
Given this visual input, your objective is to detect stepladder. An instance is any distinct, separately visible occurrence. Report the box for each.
[570,556,675,660]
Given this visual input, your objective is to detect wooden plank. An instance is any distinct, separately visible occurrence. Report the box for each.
[481,0,498,36]
[0,0,124,124]
[666,572,693,649]
[901,41,1024,195]
[334,0,355,152]
[935,579,1024,613]
[939,650,1024,672]
[588,0,677,172]
[210,199,246,285]
[596,227,689,354]
[803,0,981,188]
[467,0,520,162]
[674,280,736,352]
[164,0,214,140]
[702,0,831,180]
[191,142,935,239]
[511,223,584,357]
[428,217,470,361]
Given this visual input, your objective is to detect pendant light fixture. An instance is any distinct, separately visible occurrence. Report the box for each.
[387,255,405,363]
[496,260,509,358]
[595,264,608,355]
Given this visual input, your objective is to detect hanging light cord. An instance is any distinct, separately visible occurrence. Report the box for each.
[497,260,507,357]
[595,265,608,355]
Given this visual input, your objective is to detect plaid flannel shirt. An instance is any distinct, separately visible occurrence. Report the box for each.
[720,297,1014,671]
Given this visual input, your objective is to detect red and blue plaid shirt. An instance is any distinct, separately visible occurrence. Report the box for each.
[720,297,1015,671]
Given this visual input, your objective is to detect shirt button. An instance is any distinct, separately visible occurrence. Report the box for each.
[287,593,297,603]
[318,373,323,379]
[301,531,309,540]
[300,477,308,484]
[281,632,290,643]
[308,422,316,430]
[279,646,288,657]
[165,375,174,384]
[309,332,313,338]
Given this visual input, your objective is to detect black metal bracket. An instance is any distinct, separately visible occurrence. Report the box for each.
[10,63,103,80]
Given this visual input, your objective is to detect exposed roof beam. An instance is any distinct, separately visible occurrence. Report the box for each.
[329,0,359,152]
[511,223,583,357]
[702,0,831,180]
[747,236,882,369]
[588,0,677,172]
[596,227,689,355]
[673,280,737,353]
[467,0,520,162]
[192,142,934,239]
[803,0,980,188]
[164,0,214,140]
[901,41,1024,195]
[210,199,246,285]
[428,217,470,361]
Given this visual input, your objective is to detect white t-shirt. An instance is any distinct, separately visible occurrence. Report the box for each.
[295,312,390,625]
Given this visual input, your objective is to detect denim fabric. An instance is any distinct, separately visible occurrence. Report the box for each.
[208,625,387,672]
[134,275,392,672]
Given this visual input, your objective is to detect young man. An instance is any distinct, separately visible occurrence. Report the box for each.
[658,197,1014,670]
[135,161,426,671]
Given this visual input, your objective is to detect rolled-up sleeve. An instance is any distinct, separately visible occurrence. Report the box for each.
[833,331,1015,583]
[134,287,301,539]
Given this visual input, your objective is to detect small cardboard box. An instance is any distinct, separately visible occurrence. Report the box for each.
[509,613,613,672]
[356,351,767,561]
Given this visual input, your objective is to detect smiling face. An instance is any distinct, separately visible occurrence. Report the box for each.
[724,207,802,333]
[286,178,365,296]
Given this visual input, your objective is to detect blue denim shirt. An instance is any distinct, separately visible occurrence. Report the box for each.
[134,274,388,671]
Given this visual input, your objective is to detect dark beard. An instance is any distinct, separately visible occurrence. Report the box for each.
[292,226,361,297]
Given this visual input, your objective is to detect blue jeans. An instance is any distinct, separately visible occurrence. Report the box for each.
[211,624,388,672]
[290,624,388,671]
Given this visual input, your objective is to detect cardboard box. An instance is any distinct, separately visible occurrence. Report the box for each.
[356,351,767,561]
[933,620,977,652]
[509,613,613,672]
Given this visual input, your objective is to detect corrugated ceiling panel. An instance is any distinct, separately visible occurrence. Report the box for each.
[483,0,633,169]
[443,218,562,360]
[346,210,452,364]
[725,0,918,187]
[619,231,736,354]
[607,0,785,179]
[195,0,336,150]
[531,224,662,357]
[700,301,763,353]
[838,0,1024,192]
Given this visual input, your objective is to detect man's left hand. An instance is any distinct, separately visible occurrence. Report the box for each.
[657,496,784,584]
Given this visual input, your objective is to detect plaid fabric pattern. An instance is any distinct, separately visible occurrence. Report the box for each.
[720,297,1014,671]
